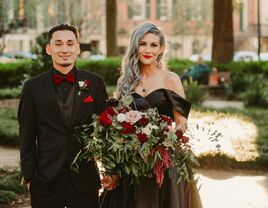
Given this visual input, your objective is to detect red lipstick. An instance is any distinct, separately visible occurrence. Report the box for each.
[143,55,153,59]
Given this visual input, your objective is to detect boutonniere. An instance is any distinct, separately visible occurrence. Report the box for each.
[78,79,90,96]
[83,95,94,103]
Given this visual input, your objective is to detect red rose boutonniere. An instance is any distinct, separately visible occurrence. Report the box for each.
[78,80,90,96]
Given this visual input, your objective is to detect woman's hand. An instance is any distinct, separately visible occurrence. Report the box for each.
[101,175,119,190]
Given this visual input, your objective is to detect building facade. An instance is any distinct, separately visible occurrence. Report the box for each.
[0,0,267,59]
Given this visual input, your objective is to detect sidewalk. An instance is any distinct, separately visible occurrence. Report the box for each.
[202,99,244,109]
[198,169,268,208]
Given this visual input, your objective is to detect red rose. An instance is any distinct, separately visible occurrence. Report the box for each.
[84,79,90,88]
[137,117,149,127]
[136,133,148,144]
[163,126,170,132]
[106,106,116,116]
[175,130,183,139]
[120,122,135,134]
[160,115,172,125]
[181,135,189,143]
[98,112,112,126]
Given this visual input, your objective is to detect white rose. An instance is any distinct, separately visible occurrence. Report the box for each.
[117,113,126,122]
[150,124,158,130]
[78,81,84,88]
[142,126,152,136]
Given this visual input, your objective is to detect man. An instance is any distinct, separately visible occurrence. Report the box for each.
[18,23,108,208]
[181,56,212,84]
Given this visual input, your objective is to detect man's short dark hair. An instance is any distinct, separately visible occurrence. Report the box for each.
[48,23,79,42]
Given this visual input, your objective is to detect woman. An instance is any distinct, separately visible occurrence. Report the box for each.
[101,22,202,208]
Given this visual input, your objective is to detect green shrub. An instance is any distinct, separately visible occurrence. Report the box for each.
[0,172,26,194]
[0,190,17,205]
[167,59,194,75]
[32,32,52,75]
[1,58,268,95]
[0,170,26,205]
[0,60,34,88]
[0,87,22,99]
[77,57,121,85]
[0,109,19,146]
[183,79,207,105]
[240,74,268,107]
[211,61,268,74]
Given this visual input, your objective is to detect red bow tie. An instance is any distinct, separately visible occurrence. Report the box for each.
[53,73,75,85]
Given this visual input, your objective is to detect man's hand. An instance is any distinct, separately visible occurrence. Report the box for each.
[21,177,31,191]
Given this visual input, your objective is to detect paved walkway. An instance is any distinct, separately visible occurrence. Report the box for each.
[1,147,268,208]
[202,99,244,109]
[198,169,268,208]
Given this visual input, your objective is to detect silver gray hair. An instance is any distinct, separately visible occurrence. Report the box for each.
[116,22,166,98]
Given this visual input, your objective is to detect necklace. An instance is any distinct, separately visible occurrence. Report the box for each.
[139,78,149,94]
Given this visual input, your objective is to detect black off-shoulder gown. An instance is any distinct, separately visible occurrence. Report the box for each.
[100,89,195,208]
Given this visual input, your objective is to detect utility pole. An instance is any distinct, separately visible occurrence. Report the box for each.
[257,0,261,60]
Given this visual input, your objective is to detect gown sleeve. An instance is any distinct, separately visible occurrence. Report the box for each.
[165,89,191,118]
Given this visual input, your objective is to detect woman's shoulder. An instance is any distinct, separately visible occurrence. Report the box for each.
[162,71,185,98]
[163,71,181,85]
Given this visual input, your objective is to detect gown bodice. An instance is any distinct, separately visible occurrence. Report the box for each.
[131,88,191,119]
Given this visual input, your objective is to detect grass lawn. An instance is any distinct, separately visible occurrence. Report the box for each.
[191,107,268,170]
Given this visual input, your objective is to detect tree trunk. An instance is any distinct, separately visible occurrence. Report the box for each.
[212,0,234,63]
[106,0,118,57]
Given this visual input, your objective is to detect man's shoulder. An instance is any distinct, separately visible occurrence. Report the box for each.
[24,71,50,86]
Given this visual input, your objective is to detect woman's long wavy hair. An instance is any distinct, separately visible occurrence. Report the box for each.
[116,22,167,98]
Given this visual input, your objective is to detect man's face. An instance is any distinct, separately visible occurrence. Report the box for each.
[46,30,80,69]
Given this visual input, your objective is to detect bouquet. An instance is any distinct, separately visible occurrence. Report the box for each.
[72,95,198,187]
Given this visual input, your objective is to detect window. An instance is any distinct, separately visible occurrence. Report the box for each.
[157,0,173,20]
[128,0,150,20]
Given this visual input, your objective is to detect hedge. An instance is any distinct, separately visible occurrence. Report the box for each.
[1,58,268,88]
[0,170,27,205]
[0,109,19,146]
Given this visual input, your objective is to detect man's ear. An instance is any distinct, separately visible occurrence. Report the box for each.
[46,44,51,55]
[77,43,81,55]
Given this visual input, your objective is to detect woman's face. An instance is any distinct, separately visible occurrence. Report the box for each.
[138,33,163,66]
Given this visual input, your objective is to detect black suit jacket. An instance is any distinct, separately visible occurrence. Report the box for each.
[18,69,108,191]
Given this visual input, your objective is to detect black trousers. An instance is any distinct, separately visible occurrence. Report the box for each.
[30,183,99,208]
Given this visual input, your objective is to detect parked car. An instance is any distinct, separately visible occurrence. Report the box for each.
[13,52,37,59]
[189,54,211,62]
[189,51,260,62]
[88,54,106,61]
[260,52,268,61]
[1,52,37,60]
[0,53,17,63]
[233,51,258,62]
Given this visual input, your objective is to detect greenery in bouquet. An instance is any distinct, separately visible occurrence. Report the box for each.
[72,95,199,187]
